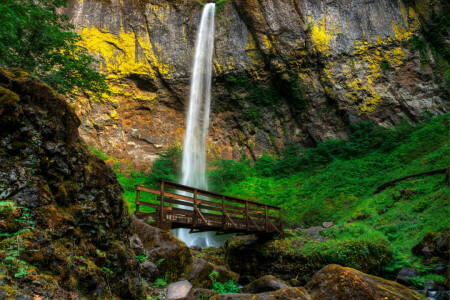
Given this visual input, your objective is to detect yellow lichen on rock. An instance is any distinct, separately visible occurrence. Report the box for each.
[78,26,175,81]
[309,16,332,54]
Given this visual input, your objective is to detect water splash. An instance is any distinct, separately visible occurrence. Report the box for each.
[172,3,230,248]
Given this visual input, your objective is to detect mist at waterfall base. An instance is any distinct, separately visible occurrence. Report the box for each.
[171,3,233,248]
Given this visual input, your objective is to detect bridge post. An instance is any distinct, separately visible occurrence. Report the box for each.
[245,201,249,231]
[265,205,268,233]
[193,189,198,227]
[222,195,226,230]
[279,208,282,232]
[135,188,140,214]
[159,181,165,226]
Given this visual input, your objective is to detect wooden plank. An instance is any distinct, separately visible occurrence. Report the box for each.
[160,180,280,209]
[194,206,208,225]
[136,201,159,208]
[159,181,165,224]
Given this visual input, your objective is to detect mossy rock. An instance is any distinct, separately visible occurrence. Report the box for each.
[186,257,239,288]
[129,217,193,282]
[210,287,310,300]
[0,85,19,109]
[304,264,423,299]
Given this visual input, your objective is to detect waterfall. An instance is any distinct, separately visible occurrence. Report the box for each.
[172,3,229,248]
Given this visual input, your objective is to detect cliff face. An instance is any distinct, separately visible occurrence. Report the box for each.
[66,0,448,170]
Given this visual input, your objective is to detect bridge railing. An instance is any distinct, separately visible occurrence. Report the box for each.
[135,180,282,234]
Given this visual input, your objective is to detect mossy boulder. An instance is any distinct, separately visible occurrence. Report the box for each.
[129,216,193,282]
[412,232,449,259]
[0,68,142,299]
[210,287,311,300]
[241,275,290,293]
[304,264,423,299]
[186,257,239,288]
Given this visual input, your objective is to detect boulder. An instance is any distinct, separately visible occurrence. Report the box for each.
[186,288,218,300]
[140,261,158,281]
[166,280,193,300]
[241,275,290,293]
[210,287,310,299]
[130,233,144,255]
[396,267,418,286]
[322,222,334,228]
[412,233,449,259]
[186,257,239,288]
[129,217,193,281]
[305,264,423,299]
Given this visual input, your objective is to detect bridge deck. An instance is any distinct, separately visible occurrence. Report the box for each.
[134,180,282,235]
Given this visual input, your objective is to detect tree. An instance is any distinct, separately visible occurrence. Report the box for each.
[0,0,109,99]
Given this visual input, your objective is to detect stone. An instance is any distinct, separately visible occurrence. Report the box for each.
[322,222,334,228]
[64,0,448,170]
[129,217,193,281]
[185,257,239,288]
[140,261,158,281]
[378,208,388,215]
[186,288,218,300]
[210,287,311,300]
[190,245,202,251]
[304,264,423,299]
[412,233,449,259]
[396,267,418,286]
[166,280,193,300]
[241,275,290,293]
[130,233,144,255]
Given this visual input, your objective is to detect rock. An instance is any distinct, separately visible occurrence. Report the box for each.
[322,222,334,228]
[210,287,311,300]
[186,288,218,300]
[130,234,144,255]
[65,0,448,171]
[241,275,290,293]
[166,280,193,300]
[140,261,158,281]
[130,217,193,281]
[378,208,388,215]
[305,264,423,299]
[424,280,438,291]
[190,245,202,251]
[396,267,418,286]
[185,257,239,288]
[355,213,371,221]
[412,233,449,259]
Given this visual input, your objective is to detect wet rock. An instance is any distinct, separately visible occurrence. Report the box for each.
[242,275,290,293]
[396,267,418,286]
[304,264,423,299]
[166,280,193,300]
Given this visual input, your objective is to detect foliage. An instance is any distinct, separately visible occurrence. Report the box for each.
[0,0,109,98]
[153,273,168,289]
[210,114,450,270]
[136,251,148,263]
[89,146,181,213]
[211,280,239,294]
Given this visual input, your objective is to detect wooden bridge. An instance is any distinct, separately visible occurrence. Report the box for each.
[134,180,282,235]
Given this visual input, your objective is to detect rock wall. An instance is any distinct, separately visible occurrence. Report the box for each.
[66,0,448,171]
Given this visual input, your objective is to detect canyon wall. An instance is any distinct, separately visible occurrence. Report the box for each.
[66,0,448,171]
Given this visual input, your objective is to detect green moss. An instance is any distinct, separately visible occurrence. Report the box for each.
[0,86,19,109]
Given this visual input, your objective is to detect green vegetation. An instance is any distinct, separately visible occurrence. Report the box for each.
[0,0,109,98]
[209,114,450,273]
[209,270,239,294]
[89,146,181,213]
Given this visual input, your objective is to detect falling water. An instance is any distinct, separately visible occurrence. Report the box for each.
[172,3,230,248]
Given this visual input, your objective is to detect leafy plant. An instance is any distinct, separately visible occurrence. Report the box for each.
[153,273,168,289]
[211,280,239,294]
[136,251,148,263]
[0,0,109,99]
